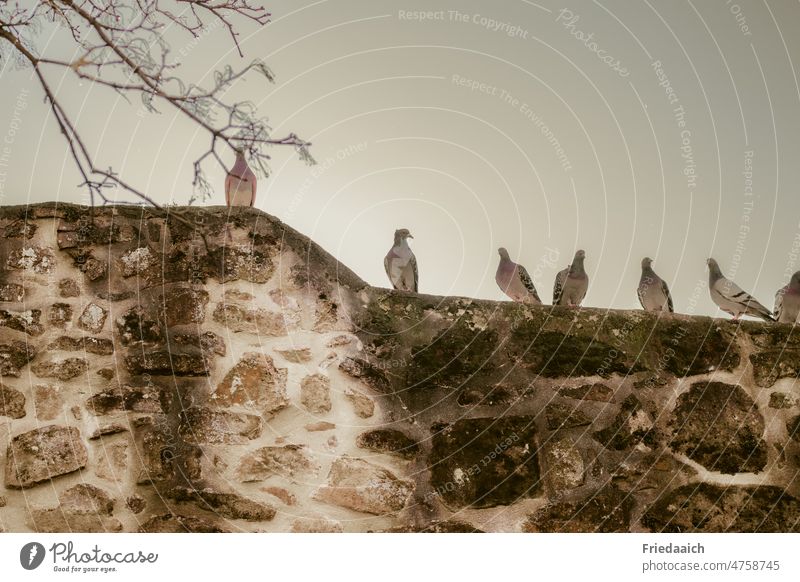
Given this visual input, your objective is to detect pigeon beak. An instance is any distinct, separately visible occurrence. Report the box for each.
[407,234,414,239]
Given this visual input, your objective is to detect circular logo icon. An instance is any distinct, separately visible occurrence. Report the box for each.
[20,542,46,570]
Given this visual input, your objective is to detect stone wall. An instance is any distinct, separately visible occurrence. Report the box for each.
[0,203,798,533]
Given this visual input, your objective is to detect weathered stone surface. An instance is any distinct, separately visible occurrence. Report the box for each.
[59,279,80,298]
[179,407,262,444]
[224,289,254,301]
[0,340,36,377]
[125,351,209,376]
[523,486,632,532]
[237,445,319,482]
[115,306,162,345]
[770,392,795,409]
[97,368,115,380]
[208,245,274,284]
[545,402,592,430]
[457,385,514,407]
[339,356,390,392]
[212,303,289,335]
[4,203,800,533]
[0,383,26,419]
[48,336,114,355]
[139,514,227,533]
[0,495,6,507]
[78,302,108,333]
[0,308,44,335]
[31,357,88,381]
[57,230,78,249]
[79,256,108,281]
[544,437,584,491]
[62,483,115,514]
[6,246,54,274]
[428,416,539,509]
[134,424,173,483]
[0,283,24,302]
[314,456,414,515]
[386,520,484,533]
[5,425,88,488]
[97,290,135,302]
[609,450,697,494]
[327,334,355,348]
[89,424,127,439]
[120,246,157,277]
[172,331,225,356]
[788,414,800,442]
[747,327,800,387]
[48,303,72,328]
[643,484,800,532]
[670,382,767,474]
[594,394,655,451]
[5,219,36,238]
[344,388,374,418]
[95,442,128,482]
[33,384,63,421]
[305,421,336,432]
[300,373,331,414]
[356,429,419,459]
[30,484,122,533]
[559,383,614,402]
[168,486,276,521]
[126,494,146,514]
[87,384,172,415]
[261,486,296,506]
[275,347,312,363]
[290,517,343,533]
[162,287,209,326]
[213,353,287,413]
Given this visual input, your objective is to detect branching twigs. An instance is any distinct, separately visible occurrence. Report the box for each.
[0,0,314,231]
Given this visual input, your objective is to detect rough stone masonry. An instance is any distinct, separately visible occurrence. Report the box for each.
[0,203,798,533]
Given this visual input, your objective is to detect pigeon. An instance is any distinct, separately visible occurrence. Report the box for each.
[774,271,800,323]
[553,250,589,306]
[706,258,774,321]
[225,149,257,207]
[384,228,418,292]
[638,257,673,312]
[495,248,542,304]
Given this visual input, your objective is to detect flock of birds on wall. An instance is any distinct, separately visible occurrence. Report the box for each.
[223,152,799,324]
[383,228,800,324]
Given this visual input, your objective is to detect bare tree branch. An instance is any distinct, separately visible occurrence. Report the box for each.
[0,0,314,218]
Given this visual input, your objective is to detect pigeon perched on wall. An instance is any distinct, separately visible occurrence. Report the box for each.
[638,257,673,312]
[495,248,541,304]
[225,149,257,207]
[553,250,589,306]
[706,258,774,321]
[384,229,418,292]
[774,271,800,323]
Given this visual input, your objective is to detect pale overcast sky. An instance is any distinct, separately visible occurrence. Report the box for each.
[1,0,799,316]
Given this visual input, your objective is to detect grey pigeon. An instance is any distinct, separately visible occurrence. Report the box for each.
[553,250,588,306]
[384,228,418,292]
[707,258,774,321]
[638,257,673,312]
[774,271,800,323]
[495,248,542,304]
[225,149,257,207]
